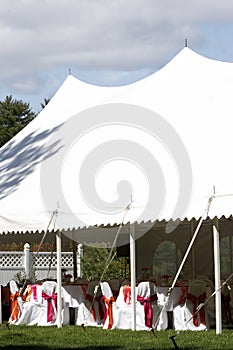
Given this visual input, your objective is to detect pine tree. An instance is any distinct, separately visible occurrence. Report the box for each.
[0,95,36,147]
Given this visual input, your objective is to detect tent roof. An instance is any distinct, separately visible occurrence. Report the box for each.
[1,47,233,235]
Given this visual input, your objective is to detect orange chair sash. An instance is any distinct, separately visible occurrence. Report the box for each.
[103,296,115,329]
[10,292,20,321]
[22,284,33,302]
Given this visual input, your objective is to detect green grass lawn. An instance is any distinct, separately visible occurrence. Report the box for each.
[0,323,232,350]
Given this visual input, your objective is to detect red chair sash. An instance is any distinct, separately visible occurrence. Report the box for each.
[85,293,105,322]
[123,285,131,305]
[187,292,206,326]
[137,294,158,328]
[81,284,87,297]
[178,286,188,305]
[42,291,57,322]
[32,284,38,301]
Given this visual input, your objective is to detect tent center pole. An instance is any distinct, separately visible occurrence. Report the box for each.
[0,283,2,324]
[56,230,62,328]
[213,218,222,334]
[130,223,136,331]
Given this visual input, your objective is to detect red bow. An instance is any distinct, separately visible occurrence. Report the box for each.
[187,292,206,326]
[42,291,57,322]
[123,285,131,305]
[85,293,105,322]
[137,294,158,328]
[178,286,188,305]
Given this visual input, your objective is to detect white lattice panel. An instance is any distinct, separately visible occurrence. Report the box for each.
[0,251,73,286]
[61,253,73,267]
[0,252,23,267]
[32,252,73,268]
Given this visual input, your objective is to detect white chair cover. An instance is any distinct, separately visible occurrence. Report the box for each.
[173,278,209,331]
[109,279,121,299]
[77,280,104,327]
[113,284,137,330]
[112,282,167,331]
[64,284,86,305]
[37,281,58,326]
[9,280,22,324]
[9,281,81,326]
[9,280,19,294]
[100,282,116,329]
[15,284,42,325]
[137,281,168,331]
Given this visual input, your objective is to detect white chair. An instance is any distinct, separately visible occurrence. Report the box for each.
[37,281,59,326]
[15,284,42,325]
[61,285,80,325]
[113,284,136,330]
[113,282,165,331]
[109,279,121,299]
[63,284,87,325]
[173,278,209,331]
[9,280,22,324]
[100,282,116,330]
[77,280,105,327]
[64,284,87,305]
[137,281,168,331]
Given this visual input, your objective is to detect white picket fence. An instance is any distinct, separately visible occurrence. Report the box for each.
[0,243,74,286]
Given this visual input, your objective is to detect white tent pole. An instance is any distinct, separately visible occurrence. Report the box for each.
[130,223,136,331]
[213,218,222,334]
[24,243,31,278]
[56,230,62,328]
[77,243,83,278]
[230,235,233,274]
[0,282,2,324]
[155,196,214,326]
[190,219,196,279]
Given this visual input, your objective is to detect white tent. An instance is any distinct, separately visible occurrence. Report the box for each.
[1,47,233,330]
[2,47,233,231]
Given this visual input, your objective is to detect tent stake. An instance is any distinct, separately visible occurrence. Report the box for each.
[170,334,179,349]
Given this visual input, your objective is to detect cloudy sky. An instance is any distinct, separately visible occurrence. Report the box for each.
[1,0,233,113]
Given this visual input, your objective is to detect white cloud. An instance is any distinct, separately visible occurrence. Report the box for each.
[1,0,233,110]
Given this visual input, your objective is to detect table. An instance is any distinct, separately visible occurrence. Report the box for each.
[157,286,188,311]
[63,284,87,305]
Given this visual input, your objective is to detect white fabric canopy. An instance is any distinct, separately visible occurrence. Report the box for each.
[1,47,233,235]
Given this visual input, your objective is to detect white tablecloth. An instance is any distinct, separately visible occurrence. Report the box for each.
[63,284,87,306]
[157,286,187,311]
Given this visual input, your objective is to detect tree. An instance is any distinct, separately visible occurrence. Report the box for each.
[0,95,36,147]
[81,244,130,281]
[40,97,50,110]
